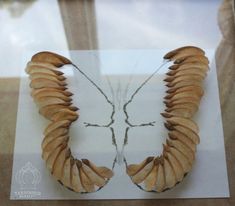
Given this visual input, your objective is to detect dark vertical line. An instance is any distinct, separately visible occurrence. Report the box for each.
[123,127,130,146]
[119,127,130,166]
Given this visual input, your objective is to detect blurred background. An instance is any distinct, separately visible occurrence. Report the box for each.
[0,0,224,77]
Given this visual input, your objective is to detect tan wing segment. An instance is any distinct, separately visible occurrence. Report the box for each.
[26,52,113,193]
[31,51,72,67]
[126,46,209,192]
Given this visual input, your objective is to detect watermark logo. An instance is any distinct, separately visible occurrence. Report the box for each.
[14,162,41,198]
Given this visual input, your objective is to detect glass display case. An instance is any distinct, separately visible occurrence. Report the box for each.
[0,0,234,205]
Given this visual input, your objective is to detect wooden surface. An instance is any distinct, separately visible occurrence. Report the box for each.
[0,0,234,205]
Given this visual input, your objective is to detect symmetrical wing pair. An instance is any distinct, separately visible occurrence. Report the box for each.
[25,46,209,193]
